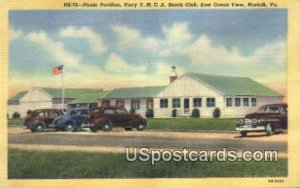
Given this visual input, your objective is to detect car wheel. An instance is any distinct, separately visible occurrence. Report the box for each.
[124,128,132,131]
[30,127,36,132]
[266,123,274,136]
[65,123,75,132]
[90,126,98,132]
[240,131,247,137]
[102,123,112,132]
[34,123,45,132]
[136,124,146,131]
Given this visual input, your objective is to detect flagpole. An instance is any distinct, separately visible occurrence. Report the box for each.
[61,67,64,112]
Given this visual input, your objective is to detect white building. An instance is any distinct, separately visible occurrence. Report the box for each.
[8,88,103,118]
[98,72,283,118]
[8,72,283,118]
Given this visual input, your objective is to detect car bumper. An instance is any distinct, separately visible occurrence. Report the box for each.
[81,123,93,128]
[236,126,265,131]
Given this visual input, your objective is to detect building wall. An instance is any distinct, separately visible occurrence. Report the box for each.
[98,98,148,117]
[8,88,68,118]
[8,88,52,118]
[221,96,283,118]
[153,96,223,118]
[154,75,224,118]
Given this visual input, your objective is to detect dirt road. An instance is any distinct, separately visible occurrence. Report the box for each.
[8,127,287,155]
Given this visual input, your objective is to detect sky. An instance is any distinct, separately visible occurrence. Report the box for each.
[9,9,287,96]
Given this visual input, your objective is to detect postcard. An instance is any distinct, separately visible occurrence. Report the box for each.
[0,0,300,187]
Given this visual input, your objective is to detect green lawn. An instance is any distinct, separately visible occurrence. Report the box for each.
[147,118,236,131]
[9,149,287,179]
[8,117,236,131]
[8,118,23,126]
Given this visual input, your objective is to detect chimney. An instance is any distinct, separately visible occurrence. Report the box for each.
[169,66,178,83]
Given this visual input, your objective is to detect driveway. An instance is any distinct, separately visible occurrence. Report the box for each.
[8,127,287,155]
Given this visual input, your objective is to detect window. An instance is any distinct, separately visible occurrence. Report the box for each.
[206,98,215,107]
[226,98,232,107]
[131,100,140,110]
[69,110,77,115]
[172,98,180,108]
[266,106,280,113]
[160,99,168,108]
[193,98,202,107]
[81,110,88,115]
[93,108,100,113]
[103,109,115,115]
[116,109,127,114]
[116,100,124,108]
[281,106,288,114]
[38,112,44,117]
[235,98,241,107]
[243,98,249,106]
[147,99,153,109]
[251,98,257,106]
[101,100,110,107]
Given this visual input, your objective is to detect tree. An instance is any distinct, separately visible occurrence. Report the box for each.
[172,109,177,117]
[12,112,20,119]
[191,108,200,118]
[145,109,154,118]
[129,108,135,114]
[213,108,221,118]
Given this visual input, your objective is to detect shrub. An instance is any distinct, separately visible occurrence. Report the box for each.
[145,109,154,118]
[129,108,135,114]
[12,112,20,119]
[27,110,32,115]
[191,108,200,118]
[213,108,221,118]
[171,109,177,117]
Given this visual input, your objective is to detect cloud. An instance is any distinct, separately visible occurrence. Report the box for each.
[185,35,286,71]
[26,31,82,68]
[60,26,107,54]
[105,53,146,73]
[112,24,162,51]
[111,22,286,94]
[162,22,192,45]
[9,27,23,41]
[112,22,193,57]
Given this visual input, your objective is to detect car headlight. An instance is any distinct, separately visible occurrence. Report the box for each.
[238,119,244,124]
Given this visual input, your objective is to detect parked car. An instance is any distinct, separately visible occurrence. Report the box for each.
[23,109,64,132]
[52,107,89,132]
[236,103,287,137]
[84,106,147,132]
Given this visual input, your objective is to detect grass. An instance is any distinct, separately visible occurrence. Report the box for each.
[8,118,23,126]
[147,118,236,131]
[8,117,236,131]
[9,149,287,179]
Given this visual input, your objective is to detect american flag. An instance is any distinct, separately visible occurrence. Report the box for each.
[52,65,64,75]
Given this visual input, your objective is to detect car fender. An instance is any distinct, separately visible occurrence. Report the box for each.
[129,118,146,127]
[29,120,46,128]
[259,119,280,128]
[93,118,111,128]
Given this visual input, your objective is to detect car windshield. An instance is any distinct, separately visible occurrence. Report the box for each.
[67,110,76,115]
[257,106,280,113]
[92,108,101,113]
[116,109,127,114]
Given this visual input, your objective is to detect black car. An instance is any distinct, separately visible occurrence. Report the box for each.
[52,107,89,131]
[23,109,64,132]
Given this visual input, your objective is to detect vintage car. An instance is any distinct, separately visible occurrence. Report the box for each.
[84,106,147,132]
[236,103,287,137]
[52,107,89,132]
[23,109,64,132]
